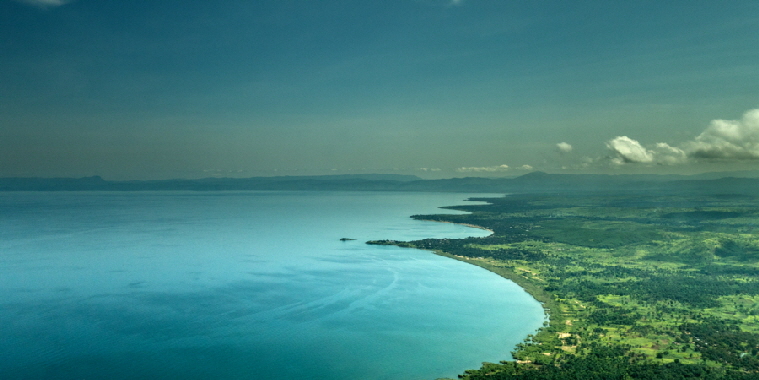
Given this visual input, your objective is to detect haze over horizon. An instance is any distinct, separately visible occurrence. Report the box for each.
[1,0,757,180]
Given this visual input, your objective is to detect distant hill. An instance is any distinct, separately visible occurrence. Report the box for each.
[686,170,759,180]
[1,172,758,195]
[0,175,109,191]
[248,174,422,182]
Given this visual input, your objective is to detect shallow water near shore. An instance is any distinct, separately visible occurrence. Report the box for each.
[0,191,544,380]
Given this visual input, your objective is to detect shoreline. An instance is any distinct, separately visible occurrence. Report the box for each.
[427,249,555,319]
[413,210,554,323]
[390,215,558,370]
[414,218,495,236]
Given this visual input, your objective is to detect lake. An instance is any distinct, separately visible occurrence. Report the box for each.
[0,191,544,379]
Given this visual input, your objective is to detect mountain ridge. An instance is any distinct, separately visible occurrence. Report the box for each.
[2,171,758,195]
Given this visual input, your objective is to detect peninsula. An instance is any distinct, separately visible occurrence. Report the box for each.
[370,187,759,379]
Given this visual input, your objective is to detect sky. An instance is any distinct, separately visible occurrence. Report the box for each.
[1,0,757,180]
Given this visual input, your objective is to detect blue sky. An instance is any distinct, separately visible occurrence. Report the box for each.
[1,0,757,179]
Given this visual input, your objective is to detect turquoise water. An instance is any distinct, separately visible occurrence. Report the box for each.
[0,191,544,380]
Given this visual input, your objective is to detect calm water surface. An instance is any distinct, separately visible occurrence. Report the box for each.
[0,191,544,380]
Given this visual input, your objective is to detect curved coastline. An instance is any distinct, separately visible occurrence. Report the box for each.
[408,217,553,318]
[413,218,495,236]
[372,206,556,378]
[412,201,555,325]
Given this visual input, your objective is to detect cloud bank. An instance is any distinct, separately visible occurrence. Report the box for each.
[455,164,535,173]
[606,108,759,166]
[456,164,510,173]
[14,0,71,8]
[685,109,759,160]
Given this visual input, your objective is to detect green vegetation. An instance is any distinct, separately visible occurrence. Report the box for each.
[369,191,759,379]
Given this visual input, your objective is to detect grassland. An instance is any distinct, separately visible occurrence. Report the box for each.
[369,191,759,379]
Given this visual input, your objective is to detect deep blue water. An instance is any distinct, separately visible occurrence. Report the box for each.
[0,191,544,380]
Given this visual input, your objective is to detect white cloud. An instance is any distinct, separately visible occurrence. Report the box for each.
[684,109,759,160]
[456,164,510,173]
[606,136,653,164]
[556,142,573,153]
[605,137,688,166]
[15,0,72,8]
[455,164,534,173]
[601,108,759,167]
[653,142,687,165]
